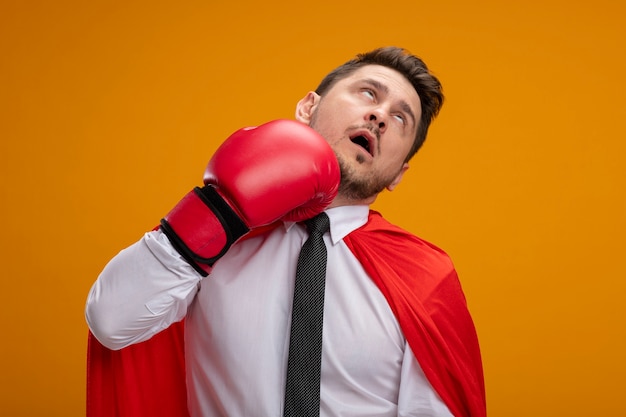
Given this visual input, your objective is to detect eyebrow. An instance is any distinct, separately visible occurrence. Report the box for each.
[362,78,418,129]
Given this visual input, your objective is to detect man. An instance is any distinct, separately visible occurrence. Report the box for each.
[86,46,486,417]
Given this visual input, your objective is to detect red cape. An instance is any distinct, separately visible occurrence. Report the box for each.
[87,211,486,417]
[344,211,485,417]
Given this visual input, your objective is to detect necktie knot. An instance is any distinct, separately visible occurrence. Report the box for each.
[304,212,330,237]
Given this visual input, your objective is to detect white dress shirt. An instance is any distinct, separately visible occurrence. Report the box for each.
[86,205,452,417]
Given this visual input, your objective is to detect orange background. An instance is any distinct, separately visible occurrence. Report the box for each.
[1,1,625,416]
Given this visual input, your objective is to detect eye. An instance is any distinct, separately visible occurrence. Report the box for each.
[394,114,406,125]
[361,89,375,100]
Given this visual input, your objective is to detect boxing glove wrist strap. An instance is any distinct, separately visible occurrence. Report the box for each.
[160,186,249,276]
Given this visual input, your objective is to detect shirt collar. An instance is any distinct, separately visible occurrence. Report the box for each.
[283,205,369,246]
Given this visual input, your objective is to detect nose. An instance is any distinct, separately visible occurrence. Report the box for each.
[367,110,386,132]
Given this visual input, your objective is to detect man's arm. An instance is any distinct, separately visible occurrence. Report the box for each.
[85,230,201,350]
[397,344,454,417]
[86,119,340,350]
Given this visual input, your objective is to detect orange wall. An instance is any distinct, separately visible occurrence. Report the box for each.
[1,1,625,415]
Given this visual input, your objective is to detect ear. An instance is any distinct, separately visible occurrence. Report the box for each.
[295,91,320,124]
[386,163,410,192]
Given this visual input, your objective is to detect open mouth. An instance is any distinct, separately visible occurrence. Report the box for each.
[350,135,372,156]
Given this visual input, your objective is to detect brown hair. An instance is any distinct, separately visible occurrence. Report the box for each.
[315,47,444,161]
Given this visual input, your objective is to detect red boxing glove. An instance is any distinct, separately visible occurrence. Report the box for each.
[160,119,340,276]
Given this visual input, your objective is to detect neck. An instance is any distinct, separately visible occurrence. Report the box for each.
[328,193,377,209]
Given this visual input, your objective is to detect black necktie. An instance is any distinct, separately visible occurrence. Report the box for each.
[283,212,330,417]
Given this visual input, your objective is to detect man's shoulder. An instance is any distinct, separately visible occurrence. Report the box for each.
[347,210,455,271]
[363,210,449,251]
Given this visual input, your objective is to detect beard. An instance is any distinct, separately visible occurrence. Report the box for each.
[334,153,402,201]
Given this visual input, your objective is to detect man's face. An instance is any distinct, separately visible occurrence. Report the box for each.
[296,65,421,206]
